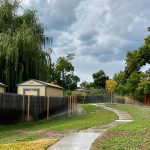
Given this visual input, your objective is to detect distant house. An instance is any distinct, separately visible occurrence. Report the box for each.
[17,79,64,97]
[0,83,6,93]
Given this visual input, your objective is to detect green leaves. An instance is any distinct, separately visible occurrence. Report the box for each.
[0,0,50,92]
[114,71,150,100]
[54,53,80,90]
[92,70,109,89]
[114,26,150,100]
[126,27,150,75]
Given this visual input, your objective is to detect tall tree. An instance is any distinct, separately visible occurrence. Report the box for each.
[92,70,109,89]
[113,71,127,96]
[136,71,150,100]
[113,71,126,85]
[0,0,51,92]
[113,27,150,100]
[80,81,90,89]
[126,28,150,75]
[54,53,80,90]
[126,50,140,75]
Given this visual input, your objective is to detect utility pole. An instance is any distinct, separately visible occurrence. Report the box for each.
[111,90,113,104]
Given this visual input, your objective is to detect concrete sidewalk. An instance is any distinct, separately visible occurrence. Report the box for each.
[48,104,133,150]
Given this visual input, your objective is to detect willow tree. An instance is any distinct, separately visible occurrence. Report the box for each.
[0,0,51,92]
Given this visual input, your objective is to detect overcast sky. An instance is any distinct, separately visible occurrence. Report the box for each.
[22,0,150,82]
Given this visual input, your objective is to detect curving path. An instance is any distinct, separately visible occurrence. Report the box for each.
[48,104,133,150]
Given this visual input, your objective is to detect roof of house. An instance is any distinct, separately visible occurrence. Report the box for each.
[17,79,64,90]
[0,83,7,87]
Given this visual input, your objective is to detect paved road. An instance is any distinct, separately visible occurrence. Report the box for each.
[48,104,133,150]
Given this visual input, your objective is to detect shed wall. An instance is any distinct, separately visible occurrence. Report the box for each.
[18,86,46,96]
[46,87,63,97]
[0,87,5,93]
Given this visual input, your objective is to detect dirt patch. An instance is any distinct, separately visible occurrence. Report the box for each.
[16,129,74,139]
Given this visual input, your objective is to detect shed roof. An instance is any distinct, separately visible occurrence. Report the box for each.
[17,79,64,90]
[0,83,7,87]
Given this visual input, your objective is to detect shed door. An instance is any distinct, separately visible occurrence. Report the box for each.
[23,89,40,96]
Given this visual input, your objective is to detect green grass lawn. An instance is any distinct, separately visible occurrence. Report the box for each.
[0,132,47,144]
[0,104,117,149]
[91,104,150,150]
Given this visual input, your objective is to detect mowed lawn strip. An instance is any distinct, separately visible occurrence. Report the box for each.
[0,104,118,149]
[0,132,47,144]
[91,104,150,150]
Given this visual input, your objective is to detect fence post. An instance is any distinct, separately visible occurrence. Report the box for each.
[110,91,113,104]
[27,95,30,121]
[22,95,24,121]
[68,96,78,115]
[70,96,72,115]
[71,96,72,114]
[47,96,49,120]
[75,96,77,113]
[73,96,75,113]
[72,96,73,114]
[68,96,70,115]
[68,96,72,116]
[72,96,74,114]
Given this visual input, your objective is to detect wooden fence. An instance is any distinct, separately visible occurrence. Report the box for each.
[143,94,150,105]
[124,94,150,106]
[0,93,130,124]
[124,96,134,104]
[77,95,111,104]
[0,93,77,124]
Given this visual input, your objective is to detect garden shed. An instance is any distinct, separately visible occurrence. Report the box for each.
[0,83,6,93]
[17,79,64,97]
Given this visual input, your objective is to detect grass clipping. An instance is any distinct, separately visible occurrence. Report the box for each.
[0,138,58,150]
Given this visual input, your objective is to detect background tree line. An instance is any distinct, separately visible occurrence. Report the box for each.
[78,28,150,100]
[113,28,150,100]
[77,69,109,96]
[0,0,80,93]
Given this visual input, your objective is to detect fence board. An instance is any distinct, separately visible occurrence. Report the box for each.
[0,93,70,124]
[143,94,150,105]
[77,95,111,103]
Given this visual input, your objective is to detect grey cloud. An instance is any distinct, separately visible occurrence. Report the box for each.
[22,0,150,81]
[73,56,125,81]
[23,0,82,31]
[79,30,98,43]
[46,0,81,30]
